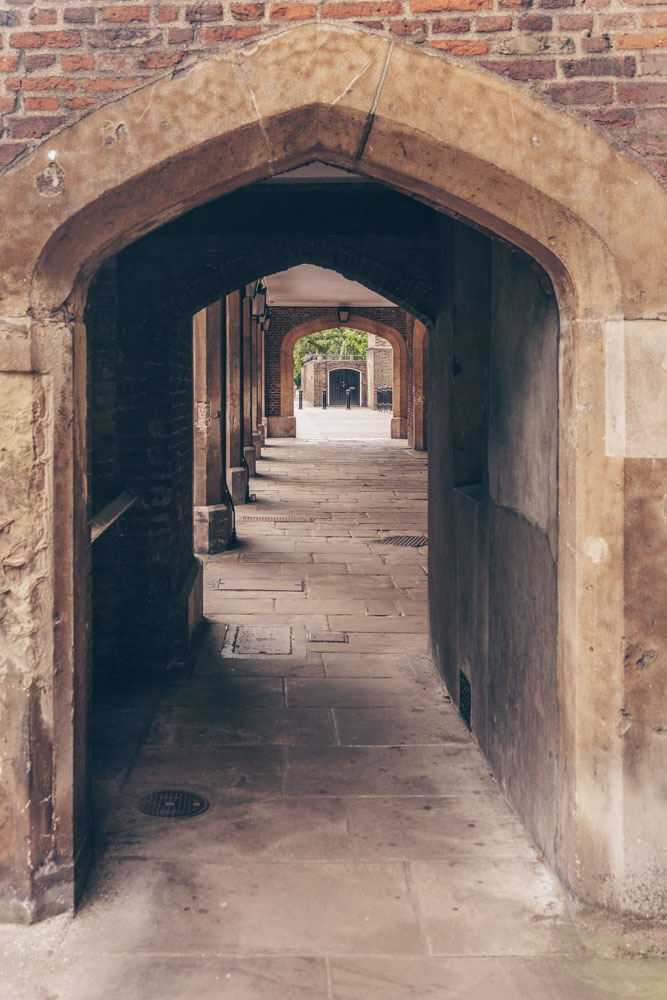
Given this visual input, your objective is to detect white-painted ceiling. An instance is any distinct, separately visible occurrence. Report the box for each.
[264,265,395,308]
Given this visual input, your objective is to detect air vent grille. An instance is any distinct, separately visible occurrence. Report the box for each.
[459,671,472,730]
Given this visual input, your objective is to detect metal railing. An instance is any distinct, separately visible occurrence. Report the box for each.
[375,387,393,411]
[90,489,137,542]
[302,353,366,361]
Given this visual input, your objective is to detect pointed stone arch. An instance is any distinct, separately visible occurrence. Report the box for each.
[0,24,665,921]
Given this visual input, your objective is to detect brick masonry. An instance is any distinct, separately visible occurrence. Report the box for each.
[366,339,393,406]
[0,3,665,181]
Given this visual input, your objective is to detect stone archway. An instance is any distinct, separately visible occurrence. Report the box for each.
[0,25,666,921]
[274,314,408,439]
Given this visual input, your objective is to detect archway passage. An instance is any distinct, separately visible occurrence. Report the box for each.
[270,289,408,438]
[0,25,666,929]
[83,173,560,951]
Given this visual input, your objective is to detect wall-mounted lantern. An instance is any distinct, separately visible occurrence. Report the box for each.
[252,282,267,318]
[338,307,350,325]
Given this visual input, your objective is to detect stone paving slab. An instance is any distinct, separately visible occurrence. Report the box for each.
[285,676,439,708]
[275,598,366,615]
[62,859,425,956]
[225,623,293,655]
[40,956,330,1000]
[196,650,327,677]
[321,652,430,678]
[207,589,309,601]
[305,575,397,593]
[212,577,304,591]
[331,705,470,746]
[205,613,330,630]
[98,795,354,863]
[126,744,286,795]
[283,561,350,576]
[363,598,401,615]
[146,705,337,746]
[162,676,285,709]
[335,632,429,653]
[203,597,275,615]
[409,858,584,956]
[285,746,494,797]
[327,615,425,633]
[329,956,667,1000]
[348,796,539,861]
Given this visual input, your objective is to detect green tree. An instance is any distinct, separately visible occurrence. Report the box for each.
[293,327,368,387]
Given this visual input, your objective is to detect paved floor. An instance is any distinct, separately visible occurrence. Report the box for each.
[2,424,667,998]
[295,401,393,441]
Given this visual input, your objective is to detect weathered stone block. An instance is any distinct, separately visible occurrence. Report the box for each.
[194,502,234,553]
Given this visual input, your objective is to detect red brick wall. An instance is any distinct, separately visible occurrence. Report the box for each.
[366,345,392,405]
[0,3,665,181]
[85,245,199,673]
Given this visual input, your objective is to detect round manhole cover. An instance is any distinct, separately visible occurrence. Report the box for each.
[137,790,209,819]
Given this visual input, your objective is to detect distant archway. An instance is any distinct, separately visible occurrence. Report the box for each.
[276,314,408,439]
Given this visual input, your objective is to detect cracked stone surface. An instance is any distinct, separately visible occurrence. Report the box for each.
[1,413,665,998]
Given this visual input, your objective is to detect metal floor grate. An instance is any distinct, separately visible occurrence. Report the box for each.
[138,790,209,818]
[237,515,315,522]
[459,671,472,730]
[377,535,428,547]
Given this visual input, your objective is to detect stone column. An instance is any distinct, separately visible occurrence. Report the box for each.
[225,290,248,504]
[242,294,257,477]
[0,317,91,922]
[193,300,234,552]
[259,322,268,443]
[390,343,408,439]
[411,320,428,451]
[251,315,263,455]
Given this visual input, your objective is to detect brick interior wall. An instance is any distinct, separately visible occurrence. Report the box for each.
[86,261,124,684]
[86,245,199,676]
[0,3,665,182]
[264,305,408,417]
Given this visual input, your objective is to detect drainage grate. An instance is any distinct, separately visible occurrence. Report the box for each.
[237,515,316,522]
[459,671,472,730]
[377,535,428,547]
[138,790,209,819]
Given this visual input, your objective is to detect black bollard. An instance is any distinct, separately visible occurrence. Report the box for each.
[322,390,327,409]
[298,389,303,410]
[346,388,351,410]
